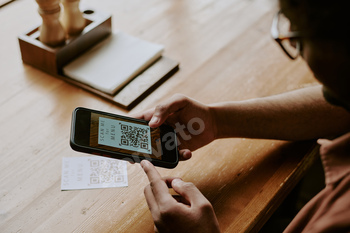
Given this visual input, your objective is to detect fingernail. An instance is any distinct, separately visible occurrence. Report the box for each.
[184,151,192,160]
[150,116,159,125]
[140,160,147,168]
[317,139,328,145]
[172,178,182,186]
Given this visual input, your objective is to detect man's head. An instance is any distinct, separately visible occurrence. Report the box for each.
[278,0,350,110]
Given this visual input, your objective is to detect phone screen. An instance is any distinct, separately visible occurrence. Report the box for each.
[71,107,178,168]
[89,112,162,160]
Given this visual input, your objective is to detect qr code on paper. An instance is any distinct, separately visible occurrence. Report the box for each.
[90,159,124,185]
[61,157,128,190]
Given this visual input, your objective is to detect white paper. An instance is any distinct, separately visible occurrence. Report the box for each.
[61,156,128,191]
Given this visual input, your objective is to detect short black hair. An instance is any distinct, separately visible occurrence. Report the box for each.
[279,0,349,38]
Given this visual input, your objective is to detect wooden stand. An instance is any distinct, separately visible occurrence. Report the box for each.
[18,8,178,109]
[18,8,111,75]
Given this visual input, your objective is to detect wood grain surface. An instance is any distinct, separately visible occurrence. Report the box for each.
[0,0,319,232]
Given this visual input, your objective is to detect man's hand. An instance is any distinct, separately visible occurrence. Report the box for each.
[141,160,220,233]
[318,132,350,158]
[132,94,217,161]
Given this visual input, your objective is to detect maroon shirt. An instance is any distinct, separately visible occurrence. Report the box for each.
[284,133,350,232]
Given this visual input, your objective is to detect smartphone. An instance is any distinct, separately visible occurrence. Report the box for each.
[70,107,179,168]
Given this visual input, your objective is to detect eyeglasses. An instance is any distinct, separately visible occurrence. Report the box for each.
[271,11,302,60]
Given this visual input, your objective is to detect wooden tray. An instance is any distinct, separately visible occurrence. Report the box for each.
[58,56,179,110]
[18,8,179,110]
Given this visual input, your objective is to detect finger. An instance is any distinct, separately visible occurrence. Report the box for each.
[162,177,183,188]
[144,184,159,216]
[171,179,208,207]
[178,149,192,161]
[141,160,174,204]
[318,132,350,155]
[144,177,182,218]
[129,108,155,121]
[149,94,189,128]
[317,138,332,147]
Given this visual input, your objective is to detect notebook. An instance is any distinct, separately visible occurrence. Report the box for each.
[63,31,164,95]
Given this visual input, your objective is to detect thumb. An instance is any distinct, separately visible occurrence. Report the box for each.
[149,94,189,128]
[171,179,207,206]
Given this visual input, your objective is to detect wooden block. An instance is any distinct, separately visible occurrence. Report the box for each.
[18,8,112,75]
[56,56,179,110]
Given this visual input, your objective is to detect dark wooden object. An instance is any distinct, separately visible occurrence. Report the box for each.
[57,56,179,110]
[18,8,112,75]
[18,8,178,109]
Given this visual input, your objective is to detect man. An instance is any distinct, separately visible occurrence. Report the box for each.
[136,0,350,232]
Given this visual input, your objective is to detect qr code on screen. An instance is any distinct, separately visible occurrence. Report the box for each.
[119,123,149,150]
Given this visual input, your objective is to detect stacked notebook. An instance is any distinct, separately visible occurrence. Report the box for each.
[63,31,164,95]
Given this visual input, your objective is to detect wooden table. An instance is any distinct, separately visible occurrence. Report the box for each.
[0,0,319,232]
